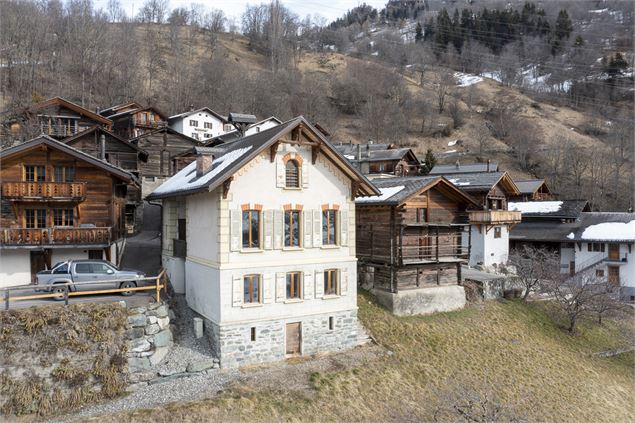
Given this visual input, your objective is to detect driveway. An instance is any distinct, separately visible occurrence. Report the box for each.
[4,289,155,311]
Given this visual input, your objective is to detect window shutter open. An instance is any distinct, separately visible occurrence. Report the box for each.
[313,210,322,247]
[274,210,283,249]
[276,160,285,187]
[339,210,348,246]
[230,210,242,251]
[315,270,324,298]
[340,268,348,296]
[264,210,273,250]
[232,275,242,307]
[263,273,273,303]
[275,272,286,302]
[302,161,309,188]
[303,211,312,248]
[303,271,313,299]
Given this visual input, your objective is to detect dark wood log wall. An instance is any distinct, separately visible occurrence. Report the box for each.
[135,132,197,178]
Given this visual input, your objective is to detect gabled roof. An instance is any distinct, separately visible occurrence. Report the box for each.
[28,97,112,126]
[129,126,201,145]
[168,107,227,123]
[430,162,499,175]
[0,135,133,182]
[333,143,394,156]
[356,176,480,207]
[99,102,143,117]
[62,125,147,156]
[509,200,589,219]
[108,105,168,121]
[147,117,380,200]
[204,116,283,146]
[445,171,520,195]
[513,179,551,195]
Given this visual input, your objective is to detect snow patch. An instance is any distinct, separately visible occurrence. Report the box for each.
[580,220,635,241]
[447,140,458,146]
[508,201,564,214]
[152,146,253,196]
[454,72,483,87]
[371,52,379,56]
[566,232,575,240]
[356,186,405,203]
[448,178,471,186]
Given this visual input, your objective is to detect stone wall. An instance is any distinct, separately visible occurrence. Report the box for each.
[372,286,467,316]
[205,310,359,368]
[464,276,525,300]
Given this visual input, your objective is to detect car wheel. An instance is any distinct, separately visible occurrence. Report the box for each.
[120,281,137,296]
[52,285,68,301]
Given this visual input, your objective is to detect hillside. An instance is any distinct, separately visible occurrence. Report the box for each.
[88,294,635,422]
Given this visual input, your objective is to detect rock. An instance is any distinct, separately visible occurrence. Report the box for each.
[126,382,148,393]
[168,309,176,320]
[125,327,145,340]
[148,372,191,385]
[158,366,186,377]
[133,350,154,358]
[128,357,151,372]
[147,302,160,311]
[213,358,220,364]
[129,307,147,314]
[149,346,170,366]
[150,305,169,318]
[130,338,151,353]
[157,317,170,330]
[147,316,158,325]
[145,324,160,335]
[128,371,155,383]
[153,329,173,348]
[186,358,215,373]
[194,317,203,339]
[128,314,146,327]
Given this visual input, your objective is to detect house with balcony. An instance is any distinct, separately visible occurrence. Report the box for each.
[0,135,134,287]
[100,102,167,139]
[443,171,522,269]
[355,176,480,315]
[2,97,113,142]
[168,107,229,141]
[509,179,553,202]
[334,142,421,176]
[146,116,378,367]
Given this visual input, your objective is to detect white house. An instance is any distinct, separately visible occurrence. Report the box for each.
[147,117,378,367]
[168,107,229,141]
[204,116,283,145]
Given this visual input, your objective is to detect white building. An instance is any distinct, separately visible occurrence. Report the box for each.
[147,117,378,367]
[168,107,229,141]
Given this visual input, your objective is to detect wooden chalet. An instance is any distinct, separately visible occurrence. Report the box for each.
[334,142,420,176]
[100,102,168,139]
[509,179,553,202]
[3,97,112,141]
[62,126,149,233]
[0,136,135,286]
[356,176,480,292]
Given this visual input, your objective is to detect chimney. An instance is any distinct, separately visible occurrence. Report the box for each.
[357,144,362,161]
[190,104,195,111]
[195,147,215,177]
[100,134,106,160]
[487,159,491,172]
[455,160,460,170]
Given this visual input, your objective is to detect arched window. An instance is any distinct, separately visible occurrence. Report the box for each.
[285,159,300,188]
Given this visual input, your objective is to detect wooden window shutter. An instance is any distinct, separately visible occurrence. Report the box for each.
[264,210,273,250]
[275,272,286,302]
[273,210,283,249]
[276,159,285,188]
[232,275,242,307]
[263,273,273,303]
[230,210,242,251]
[314,270,324,297]
[312,210,322,247]
[339,210,349,246]
[303,271,314,300]
[303,211,312,248]
[302,161,309,188]
[340,268,348,296]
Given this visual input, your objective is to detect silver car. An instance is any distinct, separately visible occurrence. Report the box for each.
[35,259,146,300]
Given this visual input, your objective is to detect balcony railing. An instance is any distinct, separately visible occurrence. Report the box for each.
[468,210,522,224]
[40,123,79,137]
[0,227,112,246]
[1,181,86,201]
[133,118,165,128]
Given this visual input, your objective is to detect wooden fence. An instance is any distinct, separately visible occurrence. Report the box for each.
[1,270,166,310]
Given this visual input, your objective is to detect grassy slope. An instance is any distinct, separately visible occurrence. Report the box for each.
[97,294,634,423]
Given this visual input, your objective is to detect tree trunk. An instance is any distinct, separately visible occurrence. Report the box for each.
[567,315,577,333]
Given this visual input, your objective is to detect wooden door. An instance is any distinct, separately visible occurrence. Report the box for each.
[286,322,302,356]
[608,266,620,286]
[608,244,619,261]
[30,251,49,283]
[569,261,575,276]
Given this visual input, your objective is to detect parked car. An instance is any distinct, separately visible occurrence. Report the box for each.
[35,260,146,300]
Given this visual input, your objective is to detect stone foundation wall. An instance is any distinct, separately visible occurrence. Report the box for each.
[372,286,467,316]
[464,276,525,300]
[205,310,359,368]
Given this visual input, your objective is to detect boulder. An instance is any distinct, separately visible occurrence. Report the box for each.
[186,358,215,373]
[128,357,151,372]
[157,317,170,330]
[149,346,170,366]
[127,314,146,327]
[130,338,151,353]
[153,329,173,348]
[147,316,158,325]
[145,324,160,335]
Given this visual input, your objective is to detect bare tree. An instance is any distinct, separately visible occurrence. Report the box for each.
[474,123,492,158]
[508,246,560,301]
[137,0,169,24]
[436,71,454,113]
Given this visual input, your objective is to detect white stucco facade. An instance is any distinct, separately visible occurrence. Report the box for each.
[169,109,227,141]
[469,224,510,268]
[559,241,634,288]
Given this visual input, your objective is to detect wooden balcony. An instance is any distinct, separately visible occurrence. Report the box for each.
[468,210,521,224]
[1,181,86,201]
[40,123,79,137]
[0,227,112,247]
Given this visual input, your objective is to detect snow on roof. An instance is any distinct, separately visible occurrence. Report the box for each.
[566,232,575,240]
[356,185,405,203]
[151,146,253,196]
[454,72,483,88]
[508,201,563,214]
[448,178,470,186]
[580,220,635,241]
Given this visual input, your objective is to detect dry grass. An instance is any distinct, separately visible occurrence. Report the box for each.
[93,294,635,423]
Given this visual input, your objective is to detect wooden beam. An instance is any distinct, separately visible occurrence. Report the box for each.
[269,142,278,163]
[351,181,360,199]
[311,145,320,164]
[222,177,233,199]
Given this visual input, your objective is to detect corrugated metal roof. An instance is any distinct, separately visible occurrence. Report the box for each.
[514,179,546,194]
[430,162,498,174]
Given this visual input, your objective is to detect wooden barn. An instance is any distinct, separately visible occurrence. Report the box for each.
[100,102,168,139]
[0,135,135,287]
[334,142,421,176]
[509,179,553,202]
[356,176,480,294]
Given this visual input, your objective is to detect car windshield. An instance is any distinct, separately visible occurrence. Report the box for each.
[52,262,69,274]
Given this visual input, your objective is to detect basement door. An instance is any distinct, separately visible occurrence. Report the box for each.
[286,322,302,356]
[608,266,620,287]
[30,250,51,284]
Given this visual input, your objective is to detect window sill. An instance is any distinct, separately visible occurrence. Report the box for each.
[240,248,264,254]
[241,302,263,309]
[282,187,302,191]
[321,294,340,300]
[282,247,304,252]
[320,244,339,250]
[284,298,304,304]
